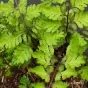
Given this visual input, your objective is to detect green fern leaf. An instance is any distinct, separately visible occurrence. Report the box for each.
[12,44,32,65]
[33,18,61,32]
[40,32,65,46]
[0,0,14,16]
[32,51,50,67]
[55,65,65,81]
[41,6,62,20]
[18,0,27,14]
[0,24,8,33]
[78,66,88,80]
[65,33,87,69]
[30,82,45,88]
[29,66,50,82]
[32,31,65,67]
[18,85,26,88]
[26,4,40,21]
[32,46,53,67]
[38,44,54,56]
[53,81,69,88]
[20,75,30,85]
[53,0,66,4]
[7,12,19,26]
[70,0,88,10]
[66,55,86,69]
[74,12,88,28]
[0,32,27,49]
[61,68,77,80]
[55,72,61,81]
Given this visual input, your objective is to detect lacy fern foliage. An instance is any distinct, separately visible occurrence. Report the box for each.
[0,0,88,88]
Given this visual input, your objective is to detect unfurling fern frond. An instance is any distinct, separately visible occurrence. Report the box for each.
[74,12,88,28]
[41,6,62,20]
[26,4,40,21]
[0,32,27,49]
[12,44,33,65]
[70,0,88,10]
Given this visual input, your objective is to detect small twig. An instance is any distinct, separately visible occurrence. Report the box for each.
[29,72,36,82]
[1,75,4,83]
[65,0,70,42]
[73,80,81,88]
[15,0,20,7]
[48,63,59,88]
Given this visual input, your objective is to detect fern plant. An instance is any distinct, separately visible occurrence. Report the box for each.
[0,0,88,88]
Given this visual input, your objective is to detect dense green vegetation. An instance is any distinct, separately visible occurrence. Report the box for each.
[0,0,88,88]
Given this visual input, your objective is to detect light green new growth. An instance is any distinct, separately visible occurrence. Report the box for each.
[52,81,69,88]
[30,82,45,88]
[12,44,32,65]
[78,66,88,80]
[61,68,77,79]
[74,12,88,28]
[53,0,66,4]
[70,0,88,10]
[29,66,50,82]
[65,33,87,69]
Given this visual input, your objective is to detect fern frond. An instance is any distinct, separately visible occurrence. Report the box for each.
[18,0,27,14]
[53,0,66,4]
[78,66,88,80]
[70,0,88,10]
[61,68,77,80]
[40,32,65,46]
[66,55,86,69]
[32,50,52,67]
[26,4,40,21]
[33,18,61,32]
[12,43,32,65]
[32,44,54,67]
[74,12,88,28]
[41,6,62,20]
[32,31,65,67]
[0,24,8,33]
[29,66,50,82]
[31,82,45,88]
[53,81,69,88]
[0,32,27,49]
[65,33,87,69]
[0,0,14,16]
[40,0,52,6]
